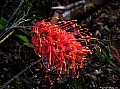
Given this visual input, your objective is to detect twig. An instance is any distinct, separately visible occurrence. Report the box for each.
[0,58,42,89]
[15,7,30,25]
[0,0,24,41]
[0,19,32,44]
[0,4,31,44]
[0,25,19,44]
[0,50,14,64]
[6,0,24,27]
[16,18,31,25]
[52,0,85,10]
[51,0,85,19]
[0,30,14,44]
[17,25,32,30]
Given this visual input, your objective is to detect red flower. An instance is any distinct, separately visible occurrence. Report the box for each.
[32,18,92,80]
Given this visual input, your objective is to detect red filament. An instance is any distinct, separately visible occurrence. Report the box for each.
[32,18,92,80]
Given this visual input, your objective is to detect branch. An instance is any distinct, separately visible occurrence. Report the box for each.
[0,21,31,44]
[72,0,110,22]
[0,0,24,42]
[0,58,43,89]
[52,0,85,10]
[6,0,24,27]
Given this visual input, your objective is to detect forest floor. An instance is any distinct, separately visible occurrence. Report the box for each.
[0,0,120,89]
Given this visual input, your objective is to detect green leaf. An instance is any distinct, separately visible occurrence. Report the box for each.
[0,17,7,25]
[0,17,8,30]
[97,41,120,72]
[0,24,5,30]
[42,0,45,6]
[18,28,31,36]
[15,34,32,47]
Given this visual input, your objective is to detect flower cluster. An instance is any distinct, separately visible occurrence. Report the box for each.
[32,17,92,80]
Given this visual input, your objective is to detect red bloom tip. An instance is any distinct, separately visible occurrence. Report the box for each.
[32,17,94,80]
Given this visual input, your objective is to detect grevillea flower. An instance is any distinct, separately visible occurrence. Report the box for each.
[32,17,93,80]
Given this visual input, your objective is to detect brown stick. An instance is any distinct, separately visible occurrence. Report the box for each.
[70,0,110,22]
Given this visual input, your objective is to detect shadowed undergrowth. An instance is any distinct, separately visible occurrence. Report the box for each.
[0,0,120,89]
